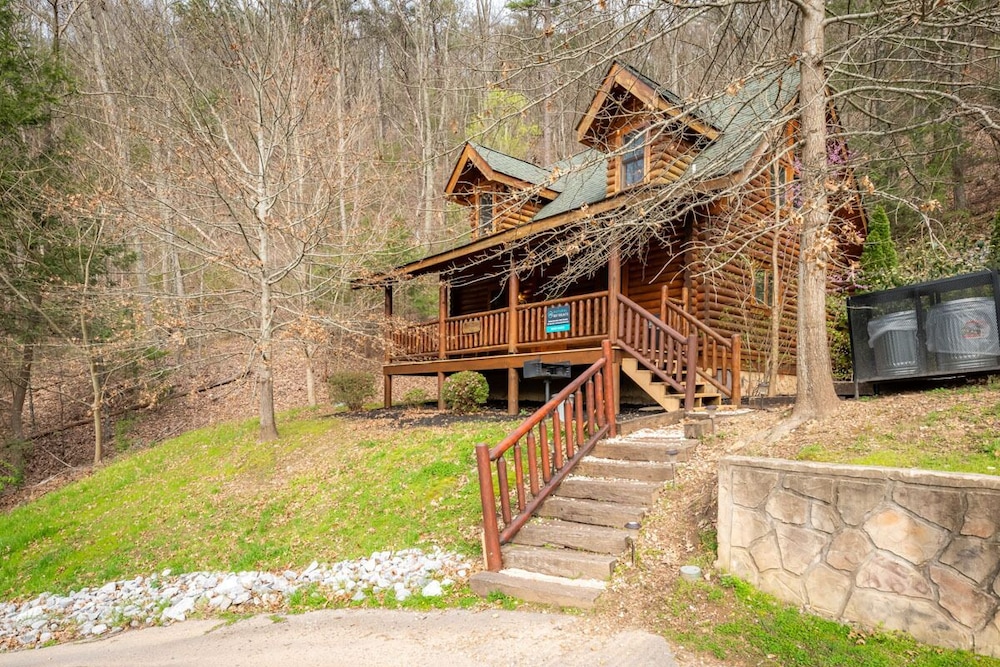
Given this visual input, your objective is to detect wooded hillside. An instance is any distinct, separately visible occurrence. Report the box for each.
[1,0,998,473]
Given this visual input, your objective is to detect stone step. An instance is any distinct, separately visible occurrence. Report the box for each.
[501,544,618,580]
[592,438,697,462]
[537,496,646,528]
[556,477,662,505]
[512,519,635,554]
[469,569,605,609]
[575,457,675,482]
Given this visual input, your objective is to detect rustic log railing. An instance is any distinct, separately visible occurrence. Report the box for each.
[516,291,609,348]
[475,340,616,572]
[659,287,742,405]
[445,308,509,354]
[390,321,438,360]
[617,293,697,411]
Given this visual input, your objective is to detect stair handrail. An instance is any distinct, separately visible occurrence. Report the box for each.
[475,340,616,572]
[616,293,698,411]
[659,287,742,405]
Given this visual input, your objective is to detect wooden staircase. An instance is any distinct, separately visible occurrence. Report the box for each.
[621,356,721,411]
[470,428,698,608]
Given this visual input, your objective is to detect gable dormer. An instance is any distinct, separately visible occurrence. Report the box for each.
[444,143,560,239]
[576,62,720,196]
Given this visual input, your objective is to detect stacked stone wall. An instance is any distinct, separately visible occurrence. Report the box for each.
[717,456,1000,656]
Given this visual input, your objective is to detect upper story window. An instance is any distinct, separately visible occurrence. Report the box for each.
[477,191,493,236]
[621,128,646,187]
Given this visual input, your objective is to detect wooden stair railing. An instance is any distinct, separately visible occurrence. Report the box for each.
[475,340,617,572]
[616,293,698,411]
[659,287,742,405]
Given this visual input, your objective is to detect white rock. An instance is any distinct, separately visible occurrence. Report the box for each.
[420,581,443,597]
[91,624,108,636]
[162,597,195,622]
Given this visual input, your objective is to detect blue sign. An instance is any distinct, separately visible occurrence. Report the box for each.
[545,304,571,333]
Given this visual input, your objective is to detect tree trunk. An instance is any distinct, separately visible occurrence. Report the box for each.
[791,0,840,421]
[305,343,317,407]
[9,341,35,441]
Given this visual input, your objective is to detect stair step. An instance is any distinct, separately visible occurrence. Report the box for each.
[512,519,635,554]
[593,439,697,462]
[501,544,618,580]
[556,477,662,505]
[537,497,646,528]
[575,457,675,482]
[469,569,605,609]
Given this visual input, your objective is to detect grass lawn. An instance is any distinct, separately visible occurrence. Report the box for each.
[0,408,516,599]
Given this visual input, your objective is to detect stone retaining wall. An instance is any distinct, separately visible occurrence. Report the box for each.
[717,456,1000,656]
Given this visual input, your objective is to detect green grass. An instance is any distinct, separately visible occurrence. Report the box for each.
[663,576,997,666]
[0,410,516,599]
[796,385,1000,475]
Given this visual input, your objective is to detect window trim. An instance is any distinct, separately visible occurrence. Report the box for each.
[476,190,494,236]
[620,126,648,189]
[753,268,774,308]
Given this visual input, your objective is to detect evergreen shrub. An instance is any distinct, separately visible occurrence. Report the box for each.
[441,371,489,414]
[327,371,376,411]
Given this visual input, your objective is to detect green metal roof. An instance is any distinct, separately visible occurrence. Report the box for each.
[689,67,799,179]
[467,142,562,192]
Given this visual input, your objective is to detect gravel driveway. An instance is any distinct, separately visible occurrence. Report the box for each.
[0,608,677,666]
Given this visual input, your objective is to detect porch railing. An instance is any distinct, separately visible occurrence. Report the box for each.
[517,291,609,348]
[659,286,742,405]
[617,293,697,411]
[445,307,509,354]
[475,340,616,572]
[390,321,438,360]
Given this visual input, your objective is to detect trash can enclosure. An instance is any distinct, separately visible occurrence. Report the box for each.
[848,271,1000,383]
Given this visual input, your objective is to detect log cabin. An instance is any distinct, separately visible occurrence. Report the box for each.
[361,62,867,415]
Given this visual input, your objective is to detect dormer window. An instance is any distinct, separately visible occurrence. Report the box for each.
[621,128,646,187]
[477,190,494,235]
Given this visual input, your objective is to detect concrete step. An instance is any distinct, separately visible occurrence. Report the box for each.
[575,457,675,482]
[469,569,605,609]
[511,519,635,554]
[501,544,618,580]
[592,438,697,462]
[537,496,646,528]
[555,477,662,505]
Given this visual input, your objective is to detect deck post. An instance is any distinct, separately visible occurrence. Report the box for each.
[602,340,616,437]
[384,284,393,408]
[608,242,621,345]
[507,256,520,415]
[731,334,742,406]
[437,372,446,410]
[507,368,519,415]
[438,281,448,360]
[475,443,503,571]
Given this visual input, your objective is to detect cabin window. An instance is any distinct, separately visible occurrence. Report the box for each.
[621,128,646,187]
[754,269,774,307]
[477,191,494,236]
[772,161,793,209]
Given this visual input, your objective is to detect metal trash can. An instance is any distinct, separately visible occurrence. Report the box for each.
[926,297,1000,372]
[867,310,920,378]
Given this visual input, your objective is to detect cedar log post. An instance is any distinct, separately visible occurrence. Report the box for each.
[731,334,742,406]
[476,442,503,571]
[438,281,448,360]
[507,257,520,415]
[608,242,621,417]
[383,284,393,408]
[608,242,621,345]
[602,340,616,437]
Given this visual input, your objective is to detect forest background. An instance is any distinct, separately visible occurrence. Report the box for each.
[1,0,998,480]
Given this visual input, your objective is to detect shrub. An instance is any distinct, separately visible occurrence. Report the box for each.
[327,371,376,411]
[441,371,489,414]
[402,388,431,408]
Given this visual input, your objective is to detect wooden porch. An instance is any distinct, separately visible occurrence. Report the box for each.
[384,283,742,414]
